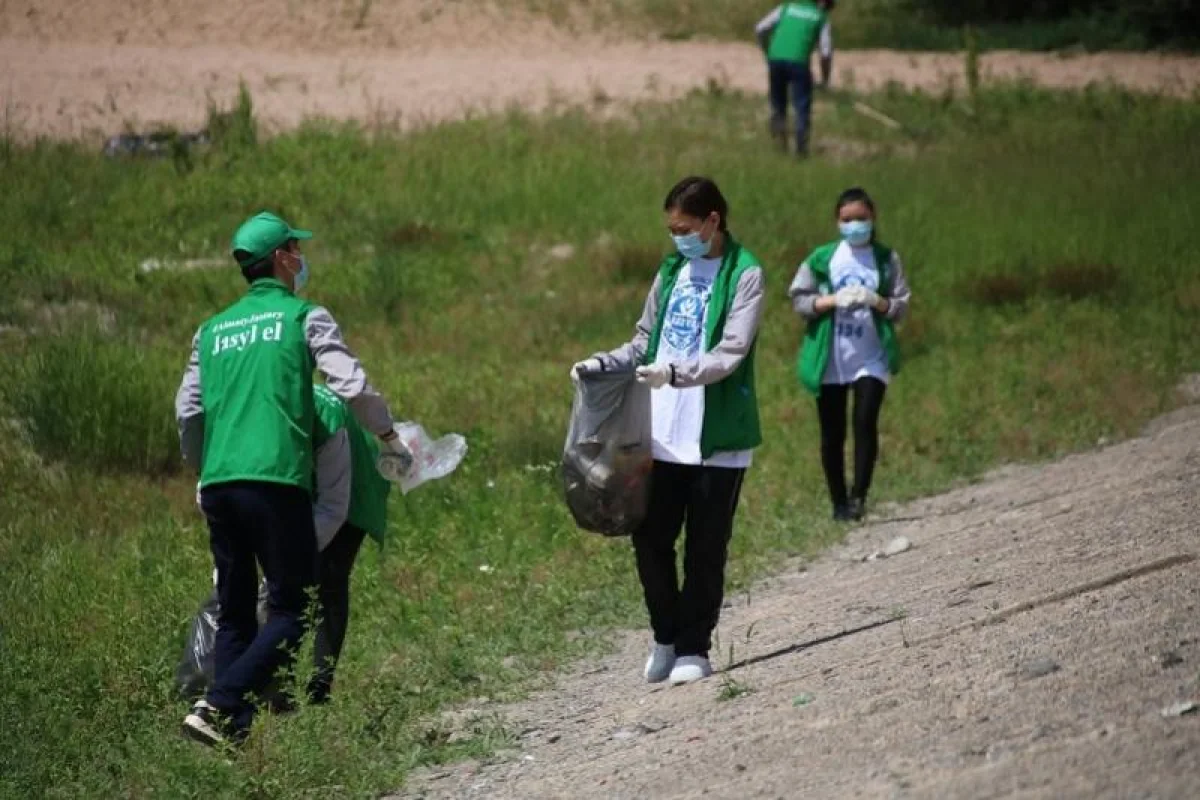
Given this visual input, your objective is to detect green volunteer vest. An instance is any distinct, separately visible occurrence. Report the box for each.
[312,384,391,543]
[645,235,763,459]
[766,1,828,63]
[197,278,316,490]
[796,241,901,397]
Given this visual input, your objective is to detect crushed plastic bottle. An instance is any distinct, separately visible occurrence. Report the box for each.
[376,421,468,494]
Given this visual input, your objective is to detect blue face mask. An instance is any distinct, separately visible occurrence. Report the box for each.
[672,229,713,260]
[294,256,309,292]
[838,220,873,247]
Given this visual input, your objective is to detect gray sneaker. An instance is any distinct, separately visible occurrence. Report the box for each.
[643,643,676,683]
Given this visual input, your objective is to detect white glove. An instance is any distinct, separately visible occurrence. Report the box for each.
[636,363,672,389]
[855,286,881,309]
[195,482,203,513]
[377,428,416,480]
[835,287,859,309]
[571,358,604,381]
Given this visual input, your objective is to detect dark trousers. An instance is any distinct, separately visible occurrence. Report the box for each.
[633,461,746,658]
[768,59,814,153]
[199,481,318,732]
[816,377,888,508]
[309,523,367,703]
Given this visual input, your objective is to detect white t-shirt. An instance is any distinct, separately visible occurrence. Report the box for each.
[823,241,890,386]
[651,257,753,469]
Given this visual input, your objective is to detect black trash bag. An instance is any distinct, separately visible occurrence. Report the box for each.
[174,579,271,701]
[561,369,653,537]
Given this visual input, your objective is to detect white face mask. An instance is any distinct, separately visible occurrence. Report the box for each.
[671,230,711,260]
[294,255,309,292]
[670,215,717,260]
[838,220,873,247]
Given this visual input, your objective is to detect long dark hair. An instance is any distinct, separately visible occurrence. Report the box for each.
[664,176,729,232]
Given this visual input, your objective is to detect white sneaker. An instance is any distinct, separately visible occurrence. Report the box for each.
[668,655,713,685]
[182,700,227,747]
[643,643,676,683]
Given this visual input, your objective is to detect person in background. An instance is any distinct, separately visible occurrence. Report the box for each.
[307,383,392,704]
[755,0,835,157]
[788,187,911,522]
[175,211,411,747]
[572,176,765,686]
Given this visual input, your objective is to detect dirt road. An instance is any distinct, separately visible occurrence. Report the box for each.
[4,0,1200,139]
[400,403,1200,799]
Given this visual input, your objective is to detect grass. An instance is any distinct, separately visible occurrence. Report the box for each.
[2,80,1200,797]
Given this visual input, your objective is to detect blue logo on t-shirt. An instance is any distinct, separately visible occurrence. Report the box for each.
[662,279,711,357]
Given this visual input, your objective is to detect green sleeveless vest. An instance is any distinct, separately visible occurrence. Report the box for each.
[767,1,828,63]
[646,236,763,458]
[312,384,391,542]
[796,241,900,397]
[197,279,316,490]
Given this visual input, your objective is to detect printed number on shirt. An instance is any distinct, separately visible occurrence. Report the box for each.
[836,323,866,339]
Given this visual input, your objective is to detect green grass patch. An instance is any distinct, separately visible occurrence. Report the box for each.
[1,82,1199,797]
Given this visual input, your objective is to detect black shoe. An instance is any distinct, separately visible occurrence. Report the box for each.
[849,497,866,521]
[832,504,854,522]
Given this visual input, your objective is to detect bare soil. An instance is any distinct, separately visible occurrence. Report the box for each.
[4,1,1200,139]
[399,404,1200,800]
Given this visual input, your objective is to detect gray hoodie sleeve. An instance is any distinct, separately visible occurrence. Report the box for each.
[788,261,825,321]
[673,266,766,388]
[175,328,205,470]
[305,306,396,438]
[312,428,352,552]
[883,251,911,322]
[597,274,663,372]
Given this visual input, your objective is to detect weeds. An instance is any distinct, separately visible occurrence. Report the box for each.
[1,82,1198,796]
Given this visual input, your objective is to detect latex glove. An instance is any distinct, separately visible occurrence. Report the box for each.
[856,286,882,309]
[636,363,672,389]
[377,428,416,480]
[571,357,604,382]
[835,287,860,310]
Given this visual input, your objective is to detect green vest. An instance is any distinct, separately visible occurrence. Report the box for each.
[766,1,828,63]
[796,241,900,397]
[312,384,391,543]
[197,279,316,490]
[645,235,763,459]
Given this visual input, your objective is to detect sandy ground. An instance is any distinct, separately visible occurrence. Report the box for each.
[398,402,1200,800]
[3,1,1200,139]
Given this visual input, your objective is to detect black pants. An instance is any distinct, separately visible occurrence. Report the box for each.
[309,523,367,703]
[816,377,887,508]
[633,461,746,658]
[768,59,814,153]
[199,481,318,733]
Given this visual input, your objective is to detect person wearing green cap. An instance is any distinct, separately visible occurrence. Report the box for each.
[174,210,411,747]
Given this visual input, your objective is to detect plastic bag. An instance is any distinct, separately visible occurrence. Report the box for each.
[174,578,270,700]
[377,421,468,494]
[561,369,653,537]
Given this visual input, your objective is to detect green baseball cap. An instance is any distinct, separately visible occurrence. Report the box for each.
[230,211,313,268]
